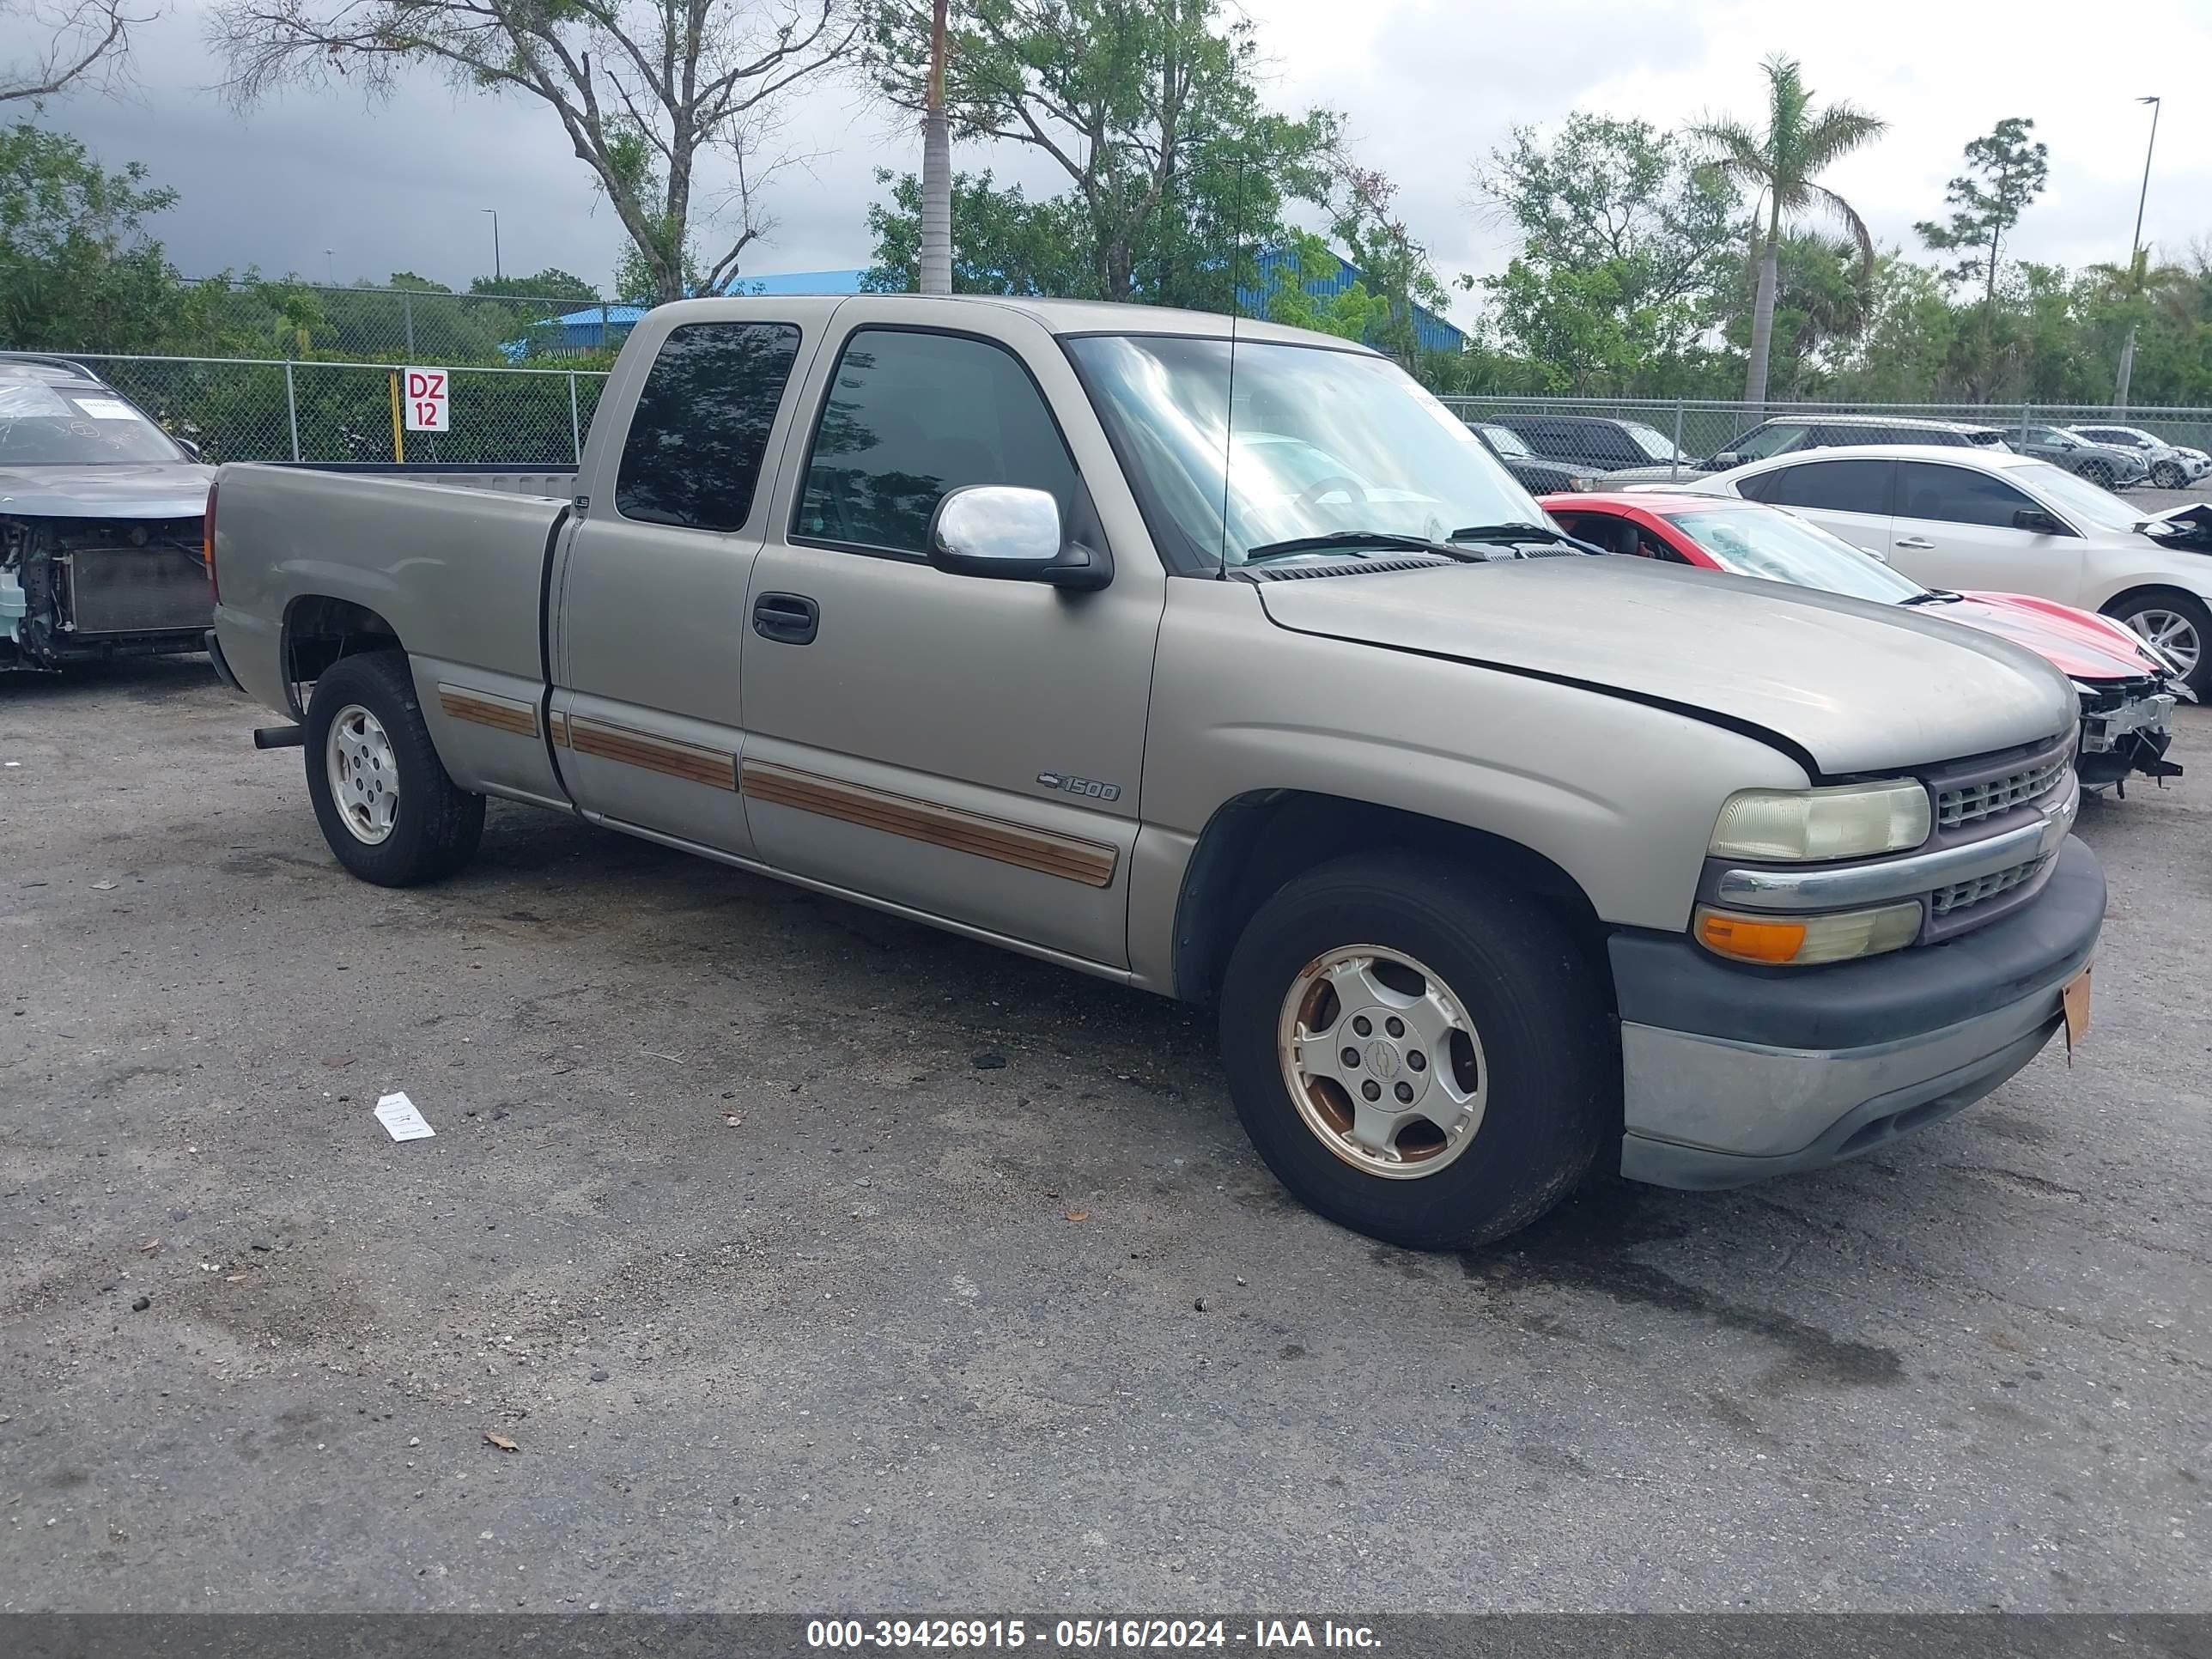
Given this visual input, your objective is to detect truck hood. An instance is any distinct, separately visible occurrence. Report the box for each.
[1254,556,2077,776]
[0,462,215,520]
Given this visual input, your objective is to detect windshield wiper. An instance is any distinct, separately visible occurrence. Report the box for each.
[1243,531,1485,563]
[1900,588,1965,605]
[1447,522,1607,556]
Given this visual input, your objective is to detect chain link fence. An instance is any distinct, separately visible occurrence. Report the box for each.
[66,354,611,467]
[1437,396,2212,492]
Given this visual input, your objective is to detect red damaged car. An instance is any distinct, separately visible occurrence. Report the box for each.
[1542,491,2185,793]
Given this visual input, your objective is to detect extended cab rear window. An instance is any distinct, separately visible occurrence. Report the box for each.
[615,321,803,532]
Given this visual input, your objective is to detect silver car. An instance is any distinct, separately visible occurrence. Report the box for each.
[2067,423,2210,489]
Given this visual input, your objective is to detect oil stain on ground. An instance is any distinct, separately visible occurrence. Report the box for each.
[1464,1182,1904,1395]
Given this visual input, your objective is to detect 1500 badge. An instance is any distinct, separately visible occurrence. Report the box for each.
[1036,771,1122,803]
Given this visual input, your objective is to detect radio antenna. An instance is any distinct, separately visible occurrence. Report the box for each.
[1215,151,1247,580]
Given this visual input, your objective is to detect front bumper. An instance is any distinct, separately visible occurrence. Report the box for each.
[2078,683,2179,789]
[1612,836,2105,1189]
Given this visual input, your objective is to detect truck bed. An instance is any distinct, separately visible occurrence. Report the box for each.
[209,462,571,720]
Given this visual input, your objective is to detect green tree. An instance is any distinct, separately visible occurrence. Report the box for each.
[1327,167,1449,369]
[470,269,601,304]
[1259,228,1380,342]
[1916,116,2047,319]
[1692,55,1886,406]
[209,0,856,304]
[1478,112,1740,367]
[0,121,200,353]
[258,279,325,357]
[867,0,1339,304]
[861,167,1095,295]
[1716,229,1873,398]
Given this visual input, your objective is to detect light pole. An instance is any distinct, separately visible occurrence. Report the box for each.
[483,210,502,283]
[324,247,334,284]
[2113,94,2160,410]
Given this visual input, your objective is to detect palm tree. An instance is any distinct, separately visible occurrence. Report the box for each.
[1694,56,1887,407]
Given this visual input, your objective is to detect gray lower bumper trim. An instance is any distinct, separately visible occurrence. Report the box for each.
[1622,1014,2061,1190]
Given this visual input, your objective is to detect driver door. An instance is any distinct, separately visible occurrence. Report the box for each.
[737,301,1166,969]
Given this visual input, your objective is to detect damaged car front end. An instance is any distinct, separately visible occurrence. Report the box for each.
[1,356,214,672]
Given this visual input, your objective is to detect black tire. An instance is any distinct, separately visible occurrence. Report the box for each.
[2151,462,2185,490]
[303,650,484,886]
[2079,459,2114,489]
[1218,852,1616,1251]
[2104,587,2212,697]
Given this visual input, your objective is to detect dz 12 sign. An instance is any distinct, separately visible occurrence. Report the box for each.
[403,368,450,433]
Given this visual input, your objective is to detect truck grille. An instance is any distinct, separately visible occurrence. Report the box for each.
[1936,753,2068,830]
[1929,856,2047,919]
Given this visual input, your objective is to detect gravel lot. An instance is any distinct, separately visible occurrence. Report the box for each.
[2,659,2206,1613]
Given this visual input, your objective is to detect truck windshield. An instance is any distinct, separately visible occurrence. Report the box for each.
[1066,334,1546,571]
[1666,507,1928,605]
[0,380,187,464]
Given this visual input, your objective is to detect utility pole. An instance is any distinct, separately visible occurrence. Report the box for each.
[483,209,502,283]
[2113,94,2160,411]
[918,0,952,295]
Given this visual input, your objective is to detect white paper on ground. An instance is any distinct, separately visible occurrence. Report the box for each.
[374,1091,436,1140]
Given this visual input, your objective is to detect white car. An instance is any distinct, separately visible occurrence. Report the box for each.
[1670,443,2212,690]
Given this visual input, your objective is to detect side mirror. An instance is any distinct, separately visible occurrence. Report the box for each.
[1709,452,1740,470]
[176,437,204,460]
[927,484,1111,592]
[2014,507,2062,535]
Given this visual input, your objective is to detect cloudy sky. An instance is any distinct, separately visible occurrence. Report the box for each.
[7,0,2209,323]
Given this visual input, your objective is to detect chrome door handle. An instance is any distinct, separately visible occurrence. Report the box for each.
[1893,537,1936,550]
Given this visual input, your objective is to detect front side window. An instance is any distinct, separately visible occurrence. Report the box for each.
[1894,462,2036,529]
[797,329,1077,556]
[1066,333,1542,571]
[1744,459,1895,514]
[1477,423,1534,459]
[616,321,802,532]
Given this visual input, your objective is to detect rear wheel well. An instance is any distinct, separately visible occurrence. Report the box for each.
[1170,791,1609,1008]
[283,596,404,712]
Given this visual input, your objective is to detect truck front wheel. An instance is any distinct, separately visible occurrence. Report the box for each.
[1218,853,1615,1250]
[304,651,485,887]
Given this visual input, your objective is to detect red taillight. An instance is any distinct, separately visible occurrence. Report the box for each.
[203,478,219,604]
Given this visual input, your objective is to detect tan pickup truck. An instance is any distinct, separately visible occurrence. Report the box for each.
[205,295,2104,1249]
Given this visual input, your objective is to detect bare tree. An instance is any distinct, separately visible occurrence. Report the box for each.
[206,0,857,302]
[3,0,154,104]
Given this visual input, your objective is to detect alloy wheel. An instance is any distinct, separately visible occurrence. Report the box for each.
[1276,945,1488,1180]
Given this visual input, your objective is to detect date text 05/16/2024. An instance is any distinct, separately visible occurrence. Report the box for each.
[805,1620,1381,1650]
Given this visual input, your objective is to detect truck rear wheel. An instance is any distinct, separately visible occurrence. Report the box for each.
[304,651,484,886]
[1218,853,1615,1250]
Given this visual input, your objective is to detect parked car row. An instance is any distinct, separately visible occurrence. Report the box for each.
[1491,408,2209,495]
[202,293,2110,1255]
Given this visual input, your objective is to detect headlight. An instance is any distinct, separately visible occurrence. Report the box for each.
[1696,902,1922,966]
[1708,780,1931,861]
[1569,475,1598,490]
